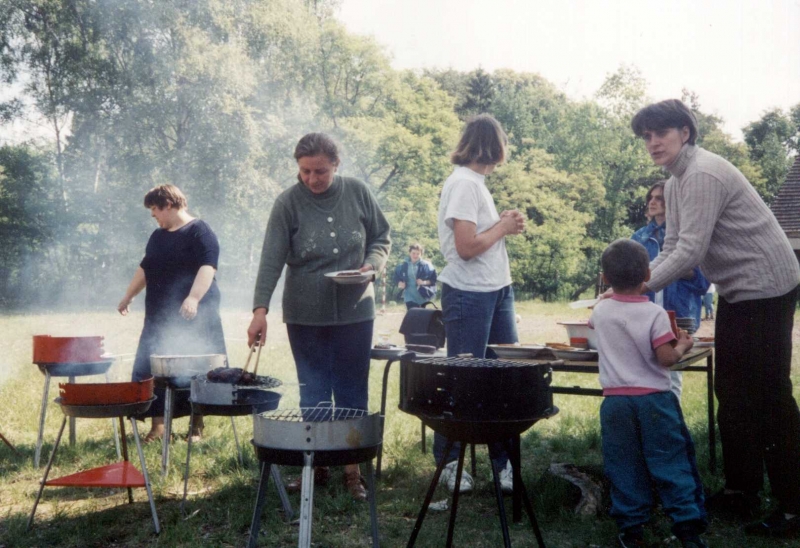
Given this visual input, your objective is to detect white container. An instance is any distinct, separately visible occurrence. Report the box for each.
[557,321,597,349]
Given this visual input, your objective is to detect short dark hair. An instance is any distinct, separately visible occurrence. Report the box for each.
[143,184,187,210]
[451,114,508,166]
[631,99,698,145]
[601,239,650,290]
[408,243,423,254]
[294,132,340,164]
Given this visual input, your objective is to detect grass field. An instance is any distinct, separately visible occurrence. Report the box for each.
[1,302,799,547]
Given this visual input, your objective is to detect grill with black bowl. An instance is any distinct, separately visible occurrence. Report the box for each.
[248,405,382,548]
[180,371,288,514]
[399,355,560,548]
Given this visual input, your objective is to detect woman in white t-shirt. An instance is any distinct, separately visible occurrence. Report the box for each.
[434,114,526,495]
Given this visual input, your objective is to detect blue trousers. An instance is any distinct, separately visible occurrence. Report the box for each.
[433,284,518,467]
[601,392,706,535]
[286,320,373,411]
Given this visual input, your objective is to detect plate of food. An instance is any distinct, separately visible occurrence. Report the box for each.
[324,270,375,284]
[549,347,599,361]
[488,344,545,359]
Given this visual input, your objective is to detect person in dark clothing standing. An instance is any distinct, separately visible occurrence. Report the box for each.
[392,243,437,309]
[118,184,226,443]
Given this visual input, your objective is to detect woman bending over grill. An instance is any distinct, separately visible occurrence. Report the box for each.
[435,114,526,494]
[118,184,227,443]
[247,132,391,501]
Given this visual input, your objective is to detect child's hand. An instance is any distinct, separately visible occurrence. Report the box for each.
[675,330,694,353]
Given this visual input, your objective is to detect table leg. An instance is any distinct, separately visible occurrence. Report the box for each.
[707,352,716,473]
[130,417,160,534]
[34,372,51,468]
[161,386,173,477]
[68,375,76,447]
[28,416,66,530]
[377,359,397,479]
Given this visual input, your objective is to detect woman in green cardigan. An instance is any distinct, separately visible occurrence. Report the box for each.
[247,133,391,501]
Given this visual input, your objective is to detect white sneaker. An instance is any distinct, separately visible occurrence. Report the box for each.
[438,461,474,494]
[499,461,513,494]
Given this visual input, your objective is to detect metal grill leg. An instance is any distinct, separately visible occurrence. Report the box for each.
[68,375,76,447]
[445,445,468,548]
[131,417,160,534]
[28,416,66,530]
[270,465,293,521]
[231,416,242,466]
[248,461,271,548]
[365,459,380,547]
[34,372,51,468]
[161,386,173,477]
[180,407,195,514]
[490,458,512,548]
[407,438,454,547]
[298,452,315,548]
[108,372,122,460]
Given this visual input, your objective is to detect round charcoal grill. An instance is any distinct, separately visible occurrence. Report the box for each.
[248,405,382,548]
[400,355,560,548]
[180,374,285,514]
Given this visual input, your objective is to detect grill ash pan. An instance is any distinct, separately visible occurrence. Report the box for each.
[399,356,556,422]
[59,377,154,406]
[190,375,282,415]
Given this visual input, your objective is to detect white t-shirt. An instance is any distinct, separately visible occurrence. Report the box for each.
[588,295,677,396]
[437,166,512,292]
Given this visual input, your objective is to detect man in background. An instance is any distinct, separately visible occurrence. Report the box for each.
[392,243,437,309]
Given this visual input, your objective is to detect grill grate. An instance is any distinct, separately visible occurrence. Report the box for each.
[409,356,554,369]
[260,405,371,423]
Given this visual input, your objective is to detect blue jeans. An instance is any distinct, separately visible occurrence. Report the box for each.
[601,392,706,535]
[433,284,518,467]
[702,293,714,317]
[286,320,373,411]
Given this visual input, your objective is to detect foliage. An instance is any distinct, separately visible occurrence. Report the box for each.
[0,0,794,307]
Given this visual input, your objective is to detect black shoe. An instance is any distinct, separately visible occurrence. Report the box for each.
[617,528,647,548]
[678,535,708,548]
[745,509,800,538]
[705,489,760,520]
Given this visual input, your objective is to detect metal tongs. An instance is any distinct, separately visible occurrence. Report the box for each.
[243,335,265,378]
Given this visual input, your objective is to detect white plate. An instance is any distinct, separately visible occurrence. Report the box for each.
[552,349,598,361]
[324,270,374,284]
[488,344,545,359]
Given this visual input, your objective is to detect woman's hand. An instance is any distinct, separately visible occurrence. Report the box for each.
[117,297,133,316]
[248,308,268,347]
[180,296,199,320]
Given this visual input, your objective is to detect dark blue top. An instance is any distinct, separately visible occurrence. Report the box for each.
[132,219,226,417]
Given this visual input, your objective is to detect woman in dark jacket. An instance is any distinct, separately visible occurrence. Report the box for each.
[392,243,437,308]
